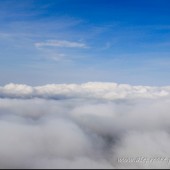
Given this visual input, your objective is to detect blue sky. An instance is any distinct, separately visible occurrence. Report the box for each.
[0,0,170,86]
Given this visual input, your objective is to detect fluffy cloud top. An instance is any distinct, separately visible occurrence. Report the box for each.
[0,82,170,100]
[0,82,170,169]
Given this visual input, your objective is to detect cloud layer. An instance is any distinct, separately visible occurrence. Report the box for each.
[0,82,170,169]
[1,82,170,100]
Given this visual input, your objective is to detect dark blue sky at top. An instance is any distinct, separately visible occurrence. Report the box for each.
[0,0,170,85]
[1,0,169,24]
[3,0,169,22]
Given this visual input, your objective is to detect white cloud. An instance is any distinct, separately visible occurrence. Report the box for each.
[35,40,87,48]
[0,82,169,100]
[1,82,170,168]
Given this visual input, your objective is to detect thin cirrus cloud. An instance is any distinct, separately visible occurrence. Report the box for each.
[35,40,87,49]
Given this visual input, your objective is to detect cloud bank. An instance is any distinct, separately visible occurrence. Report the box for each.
[0,82,170,169]
[1,82,170,100]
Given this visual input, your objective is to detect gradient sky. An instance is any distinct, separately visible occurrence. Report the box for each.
[0,0,170,86]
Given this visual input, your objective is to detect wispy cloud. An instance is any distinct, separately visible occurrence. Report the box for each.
[48,53,70,62]
[35,40,87,48]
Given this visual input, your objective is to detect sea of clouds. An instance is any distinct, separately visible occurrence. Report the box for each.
[0,82,170,169]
